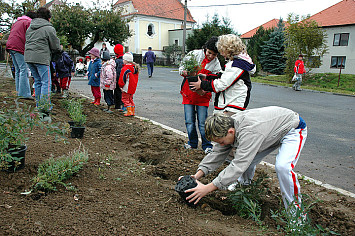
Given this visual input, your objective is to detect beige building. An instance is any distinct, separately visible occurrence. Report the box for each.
[113,0,195,57]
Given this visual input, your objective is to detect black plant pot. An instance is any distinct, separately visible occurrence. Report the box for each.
[3,145,27,172]
[187,76,198,83]
[70,126,85,139]
[68,121,75,127]
[175,175,198,207]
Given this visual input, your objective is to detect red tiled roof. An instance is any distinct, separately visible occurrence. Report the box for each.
[240,19,280,39]
[307,0,355,27]
[114,0,195,23]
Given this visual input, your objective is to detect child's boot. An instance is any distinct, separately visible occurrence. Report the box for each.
[90,98,96,104]
[124,106,132,116]
[131,106,135,116]
[94,98,100,106]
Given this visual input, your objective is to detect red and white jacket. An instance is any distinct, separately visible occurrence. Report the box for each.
[179,49,221,107]
[294,60,305,74]
[118,63,138,94]
[200,53,256,113]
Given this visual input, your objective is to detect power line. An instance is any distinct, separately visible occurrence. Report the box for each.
[188,0,303,8]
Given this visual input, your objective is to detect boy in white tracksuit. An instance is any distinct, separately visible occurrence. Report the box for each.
[184,106,307,212]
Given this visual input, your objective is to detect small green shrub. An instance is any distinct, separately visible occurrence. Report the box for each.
[270,196,340,235]
[180,53,201,76]
[64,98,87,126]
[228,173,269,224]
[32,150,89,192]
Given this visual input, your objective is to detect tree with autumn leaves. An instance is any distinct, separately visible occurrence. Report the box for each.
[51,1,131,56]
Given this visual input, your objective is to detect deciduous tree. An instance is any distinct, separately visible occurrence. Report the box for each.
[51,2,131,56]
[284,13,327,77]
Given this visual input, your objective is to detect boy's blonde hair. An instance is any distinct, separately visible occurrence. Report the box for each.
[217,34,246,61]
[205,113,234,141]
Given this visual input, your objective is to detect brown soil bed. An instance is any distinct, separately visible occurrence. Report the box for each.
[0,76,354,235]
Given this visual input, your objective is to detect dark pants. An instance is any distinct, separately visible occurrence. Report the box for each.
[114,86,124,109]
[103,89,114,106]
[147,62,154,76]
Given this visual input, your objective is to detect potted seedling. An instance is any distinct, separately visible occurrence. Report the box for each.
[67,99,87,139]
[180,54,201,83]
[0,98,66,172]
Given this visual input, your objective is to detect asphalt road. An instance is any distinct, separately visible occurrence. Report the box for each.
[70,66,355,193]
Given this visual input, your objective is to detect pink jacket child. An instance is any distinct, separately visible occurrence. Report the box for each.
[100,56,117,112]
[118,52,139,117]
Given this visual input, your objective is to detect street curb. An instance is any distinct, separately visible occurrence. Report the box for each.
[135,115,355,199]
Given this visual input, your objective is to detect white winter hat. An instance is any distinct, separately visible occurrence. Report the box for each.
[123,52,134,62]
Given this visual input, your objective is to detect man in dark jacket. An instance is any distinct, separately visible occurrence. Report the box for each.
[6,11,36,99]
[25,7,61,112]
[143,47,156,78]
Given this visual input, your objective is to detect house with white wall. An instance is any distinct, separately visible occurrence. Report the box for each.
[307,0,355,74]
[240,0,355,75]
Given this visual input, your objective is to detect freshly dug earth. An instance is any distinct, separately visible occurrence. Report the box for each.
[0,76,354,235]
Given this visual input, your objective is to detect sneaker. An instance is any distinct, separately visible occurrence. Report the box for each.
[227,182,239,191]
[184,143,196,149]
[204,147,213,154]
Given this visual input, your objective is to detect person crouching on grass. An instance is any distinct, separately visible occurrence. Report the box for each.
[118,52,139,117]
[183,106,307,214]
[100,51,116,113]
[87,47,102,106]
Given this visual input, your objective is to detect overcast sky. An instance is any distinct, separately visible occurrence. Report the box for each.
[187,0,342,34]
[15,0,342,34]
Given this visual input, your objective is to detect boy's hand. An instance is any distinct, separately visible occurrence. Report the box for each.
[185,181,217,204]
[189,76,202,91]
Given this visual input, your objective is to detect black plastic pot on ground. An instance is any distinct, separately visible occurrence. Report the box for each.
[2,145,27,172]
[70,126,85,139]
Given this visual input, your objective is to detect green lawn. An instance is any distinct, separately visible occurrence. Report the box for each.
[252,73,355,96]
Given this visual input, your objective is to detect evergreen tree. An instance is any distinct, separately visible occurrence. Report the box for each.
[186,14,235,52]
[259,19,286,75]
[246,26,273,74]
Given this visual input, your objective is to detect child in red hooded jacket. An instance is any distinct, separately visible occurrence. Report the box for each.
[118,52,139,116]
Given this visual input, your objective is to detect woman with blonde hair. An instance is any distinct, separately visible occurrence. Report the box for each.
[190,34,256,115]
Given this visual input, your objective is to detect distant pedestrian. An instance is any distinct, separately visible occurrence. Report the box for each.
[113,44,125,110]
[25,7,61,113]
[118,52,139,116]
[100,42,110,60]
[87,47,102,106]
[100,51,116,113]
[143,47,156,78]
[6,11,37,99]
[292,54,305,91]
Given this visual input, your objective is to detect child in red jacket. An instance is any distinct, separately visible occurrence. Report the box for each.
[118,52,139,116]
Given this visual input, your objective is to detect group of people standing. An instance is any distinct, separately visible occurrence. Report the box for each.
[86,45,139,116]
[6,7,140,117]
[179,34,308,217]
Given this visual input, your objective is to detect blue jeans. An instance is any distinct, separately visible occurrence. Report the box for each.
[9,50,31,98]
[147,62,154,76]
[184,104,212,150]
[27,63,52,111]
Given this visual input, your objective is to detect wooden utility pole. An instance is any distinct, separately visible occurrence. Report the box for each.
[182,0,187,57]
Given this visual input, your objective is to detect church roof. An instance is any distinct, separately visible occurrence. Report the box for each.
[114,0,195,22]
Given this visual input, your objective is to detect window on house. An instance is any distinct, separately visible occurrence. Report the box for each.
[330,56,346,69]
[147,23,154,37]
[333,33,349,46]
[174,40,179,45]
